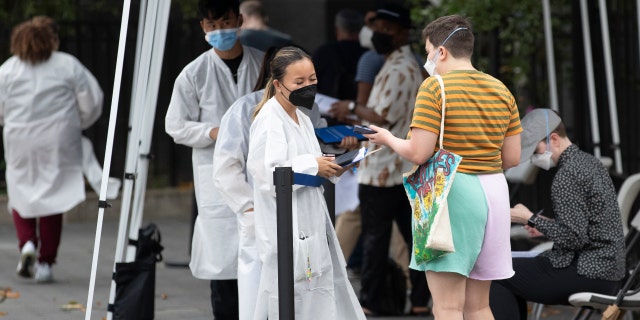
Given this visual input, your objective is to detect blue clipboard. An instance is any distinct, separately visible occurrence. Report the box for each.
[314,125,367,144]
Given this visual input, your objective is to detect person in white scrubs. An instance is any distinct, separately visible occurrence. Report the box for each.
[164,0,263,318]
[247,46,365,320]
[0,16,103,283]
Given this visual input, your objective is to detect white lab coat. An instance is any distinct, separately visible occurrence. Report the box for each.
[0,52,103,217]
[247,97,365,320]
[213,90,263,320]
[214,90,328,320]
[165,46,263,280]
[81,136,121,200]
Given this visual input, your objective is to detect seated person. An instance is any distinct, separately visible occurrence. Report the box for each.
[489,108,625,320]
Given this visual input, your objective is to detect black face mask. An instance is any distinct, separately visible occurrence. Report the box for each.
[371,31,395,55]
[281,84,317,110]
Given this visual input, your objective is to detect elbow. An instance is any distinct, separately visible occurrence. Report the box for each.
[502,158,520,170]
[409,150,433,165]
[411,154,428,166]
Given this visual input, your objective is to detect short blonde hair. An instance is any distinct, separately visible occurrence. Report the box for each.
[10,16,60,64]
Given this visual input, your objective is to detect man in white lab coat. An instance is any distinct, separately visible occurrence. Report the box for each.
[164,0,262,318]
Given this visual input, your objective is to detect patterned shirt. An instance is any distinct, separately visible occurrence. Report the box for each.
[411,70,521,173]
[358,45,423,187]
[534,144,625,281]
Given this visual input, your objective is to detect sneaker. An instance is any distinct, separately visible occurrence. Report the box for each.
[34,262,53,283]
[16,241,36,278]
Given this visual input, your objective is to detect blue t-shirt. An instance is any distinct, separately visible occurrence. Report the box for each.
[355,49,425,84]
[354,50,385,84]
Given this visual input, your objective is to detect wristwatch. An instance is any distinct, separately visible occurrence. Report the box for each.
[527,214,538,228]
[348,101,356,113]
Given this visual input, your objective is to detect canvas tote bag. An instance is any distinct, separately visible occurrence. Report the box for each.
[403,74,462,265]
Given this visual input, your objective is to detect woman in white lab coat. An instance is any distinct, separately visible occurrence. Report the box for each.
[214,45,353,320]
[247,46,365,320]
[0,16,103,282]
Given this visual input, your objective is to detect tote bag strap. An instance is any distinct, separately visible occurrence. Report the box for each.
[434,75,446,150]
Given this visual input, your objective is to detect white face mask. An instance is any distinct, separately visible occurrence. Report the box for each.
[531,151,555,170]
[424,50,441,76]
[423,27,468,77]
[359,26,374,50]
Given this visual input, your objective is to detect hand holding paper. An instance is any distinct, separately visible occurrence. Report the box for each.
[333,146,383,167]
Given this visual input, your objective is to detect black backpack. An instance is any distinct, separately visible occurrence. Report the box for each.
[376,258,407,316]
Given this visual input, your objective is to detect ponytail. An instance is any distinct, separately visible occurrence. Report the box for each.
[252,77,276,120]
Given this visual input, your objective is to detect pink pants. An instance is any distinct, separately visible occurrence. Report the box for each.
[12,209,63,265]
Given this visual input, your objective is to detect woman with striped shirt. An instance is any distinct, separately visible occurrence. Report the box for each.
[364,15,522,320]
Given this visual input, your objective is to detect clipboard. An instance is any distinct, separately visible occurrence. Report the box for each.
[333,147,383,166]
[314,125,367,144]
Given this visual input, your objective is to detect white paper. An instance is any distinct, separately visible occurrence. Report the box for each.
[511,250,543,258]
[314,93,339,115]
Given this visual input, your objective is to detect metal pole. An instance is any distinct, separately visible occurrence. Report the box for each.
[579,0,602,159]
[274,167,294,320]
[542,0,559,111]
[323,180,336,226]
[597,0,623,174]
[127,0,171,261]
[85,0,132,319]
[637,0,640,70]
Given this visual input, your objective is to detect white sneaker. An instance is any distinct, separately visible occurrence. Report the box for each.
[16,241,36,278]
[34,262,53,283]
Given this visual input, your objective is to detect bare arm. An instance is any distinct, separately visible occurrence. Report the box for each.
[356,82,372,107]
[366,125,438,165]
[502,134,522,169]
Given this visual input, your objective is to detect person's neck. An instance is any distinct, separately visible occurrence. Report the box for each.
[383,44,405,59]
[215,41,243,60]
[275,93,299,124]
[242,19,267,30]
[554,137,573,163]
[441,58,475,73]
[336,31,358,42]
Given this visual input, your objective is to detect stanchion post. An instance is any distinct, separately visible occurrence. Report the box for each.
[323,180,336,226]
[274,167,294,320]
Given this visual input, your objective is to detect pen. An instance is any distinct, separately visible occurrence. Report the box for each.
[322,153,335,157]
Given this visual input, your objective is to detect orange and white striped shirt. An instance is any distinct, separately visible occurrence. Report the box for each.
[411,70,522,174]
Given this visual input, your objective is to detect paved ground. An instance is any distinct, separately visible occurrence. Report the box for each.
[0,214,591,319]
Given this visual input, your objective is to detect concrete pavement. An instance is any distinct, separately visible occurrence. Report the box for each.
[0,196,587,320]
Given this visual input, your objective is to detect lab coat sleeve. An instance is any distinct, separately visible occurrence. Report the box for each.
[74,61,104,129]
[213,103,253,214]
[0,60,11,126]
[165,72,215,148]
[0,82,5,126]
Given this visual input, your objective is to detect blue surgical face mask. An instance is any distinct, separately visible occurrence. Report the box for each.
[205,28,238,51]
